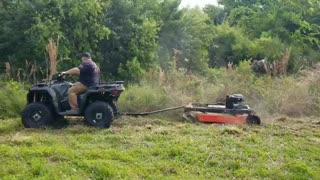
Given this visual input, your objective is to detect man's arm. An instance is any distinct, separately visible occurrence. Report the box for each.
[63,67,80,75]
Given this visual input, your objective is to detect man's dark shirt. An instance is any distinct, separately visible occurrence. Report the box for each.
[78,61,100,87]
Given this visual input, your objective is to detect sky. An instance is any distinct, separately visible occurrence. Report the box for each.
[179,0,218,8]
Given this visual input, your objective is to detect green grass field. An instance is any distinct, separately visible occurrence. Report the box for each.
[0,116,319,179]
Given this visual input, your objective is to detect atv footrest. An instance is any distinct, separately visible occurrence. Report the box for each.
[59,111,81,116]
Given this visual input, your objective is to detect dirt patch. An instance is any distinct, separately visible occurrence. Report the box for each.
[11,133,31,143]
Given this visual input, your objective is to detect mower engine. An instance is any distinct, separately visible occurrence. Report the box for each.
[226,94,246,109]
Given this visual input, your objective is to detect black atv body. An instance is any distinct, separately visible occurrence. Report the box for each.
[22,73,125,128]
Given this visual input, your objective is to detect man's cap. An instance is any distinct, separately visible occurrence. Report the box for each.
[81,52,91,58]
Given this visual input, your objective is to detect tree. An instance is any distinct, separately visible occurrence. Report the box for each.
[208,24,253,67]
[99,0,162,78]
[203,5,226,25]
[159,7,214,74]
[218,0,320,69]
[0,0,110,77]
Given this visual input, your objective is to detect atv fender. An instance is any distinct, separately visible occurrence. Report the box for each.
[27,87,59,113]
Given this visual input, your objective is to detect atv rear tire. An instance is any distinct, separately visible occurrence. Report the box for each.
[84,101,114,128]
[247,115,261,125]
[22,103,53,128]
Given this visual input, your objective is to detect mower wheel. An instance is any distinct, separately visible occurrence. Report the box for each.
[84,101,114,128]
[22,103,53,128]
[183,112,197,122]
[247,115,261,125]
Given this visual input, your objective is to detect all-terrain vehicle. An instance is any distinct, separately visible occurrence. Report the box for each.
[22,73,125,128]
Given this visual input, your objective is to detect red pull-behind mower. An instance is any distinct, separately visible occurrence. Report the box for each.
[126,94,261,125]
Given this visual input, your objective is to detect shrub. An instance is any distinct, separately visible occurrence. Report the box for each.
[250,36,286,60]
[0,81,28,119]
[118,57,146,83]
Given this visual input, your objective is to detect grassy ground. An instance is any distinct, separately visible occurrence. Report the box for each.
[0,116,320,179]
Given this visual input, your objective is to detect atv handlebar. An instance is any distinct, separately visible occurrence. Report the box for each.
[52,73,68,82]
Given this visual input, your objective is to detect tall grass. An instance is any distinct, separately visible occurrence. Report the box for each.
[119,61,320,118]
[1,61,320,119]
[0,81,27,119]
[47,39,58,80]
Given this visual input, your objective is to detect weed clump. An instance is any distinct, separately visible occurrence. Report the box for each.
[0,81,27,119]
[221,126,244,135]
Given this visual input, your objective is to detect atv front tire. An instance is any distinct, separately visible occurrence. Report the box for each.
[22,103,53,128]
[84,101,114,128]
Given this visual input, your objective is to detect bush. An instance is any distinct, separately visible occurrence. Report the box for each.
[250,36,286,60]
[0,81,28,119]
[118,57,146,83]
[209,24,253,67]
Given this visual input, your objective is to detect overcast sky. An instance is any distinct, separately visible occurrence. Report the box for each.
[180,0,218,8]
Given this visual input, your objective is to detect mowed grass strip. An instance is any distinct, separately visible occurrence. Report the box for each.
[0,117,319,179]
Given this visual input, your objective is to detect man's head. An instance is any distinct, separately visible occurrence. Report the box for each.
[81,52,92,62]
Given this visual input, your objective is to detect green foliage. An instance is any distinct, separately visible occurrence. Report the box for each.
[100,0,163,77]
[237,61,254,78]
[207,68,225,83]
[118,58,145,83]
[250,36,286,60]
[178,8,214,74]
[2,0,320,78]
[217,0,320,69]
[0,0,110,74]
[209,24,253,67]
[159,8,214,74]
[203,5,225,25]
[129,20,160,69]
[0,81,27,119]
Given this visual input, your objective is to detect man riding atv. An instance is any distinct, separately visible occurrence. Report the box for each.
[62,52,100,114]
[22,51,125,128]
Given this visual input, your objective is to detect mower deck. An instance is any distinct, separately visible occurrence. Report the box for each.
[183,102,260,125]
